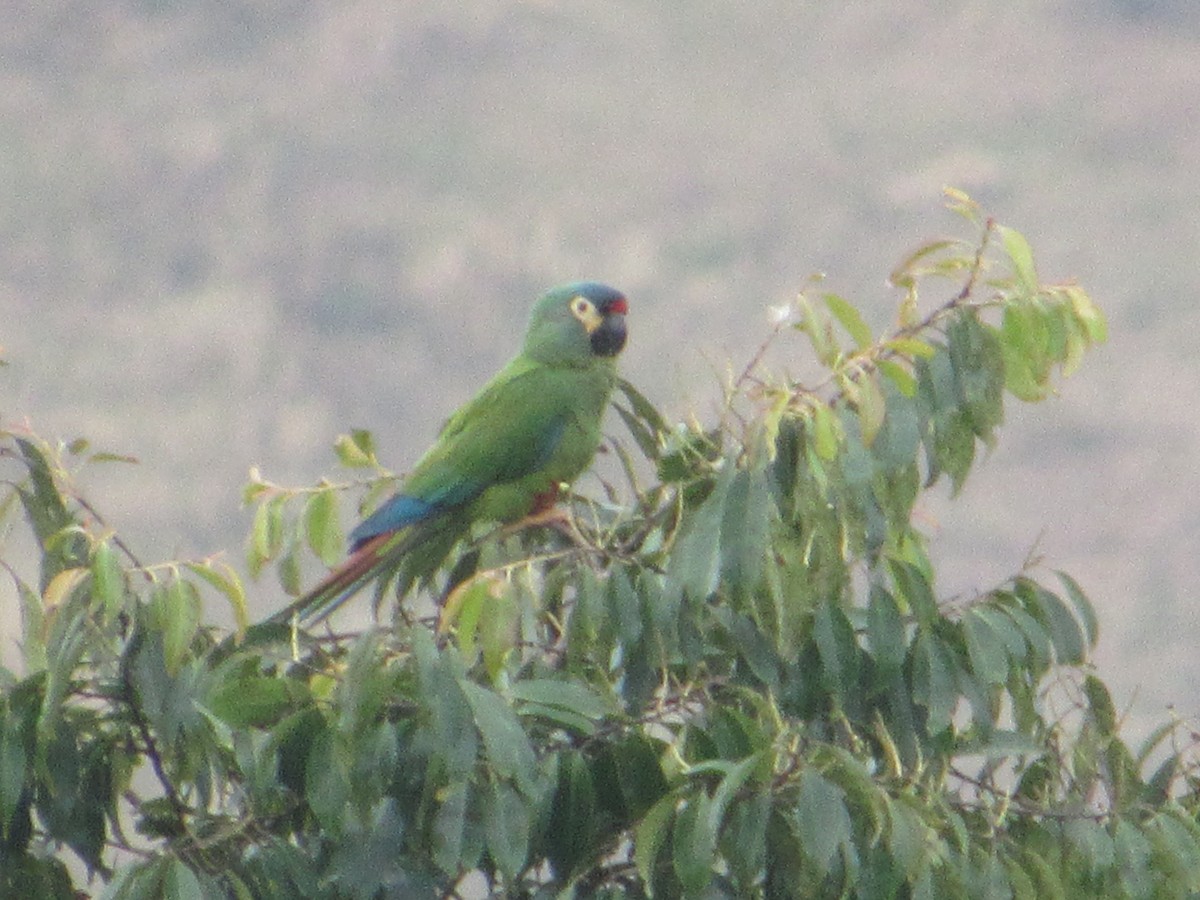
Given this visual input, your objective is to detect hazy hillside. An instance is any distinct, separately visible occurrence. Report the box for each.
[3,0,1200,738]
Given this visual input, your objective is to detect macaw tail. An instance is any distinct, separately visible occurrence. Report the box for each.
[268,529,414,626]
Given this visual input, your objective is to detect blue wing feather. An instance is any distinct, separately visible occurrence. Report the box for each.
[348,494,439,549]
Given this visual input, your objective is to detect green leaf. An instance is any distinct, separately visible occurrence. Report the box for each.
[1083,674,1117,738]
[797,292,840,366]
[866,584,907,673]
[886,337,938,359]
[606,564,643,646]
[14,437,73,546]
[934,412,976,495]
[337,629,390,733]
[1064,818,1114,878]
[1000,304,1051,402]
[878,358,917,398]
[1137,753,1176,811]
[613,403,661,466]
[546,751,598,879]
[617,377,670,442]
[39,609,88,739]
[956,730,1044,761]
[1060,313,1088,376]
[183,561,248,637]
[303,488,344,567]
[1,855,74,899]
[276,540,303,597]
[207,674,293,729]
[37,729,109,869]
[1114,819,1153,899]
[1147,811,1200,891]
[634,793,677,887]
[1055,570,1099,649]
[1136,718,1180,770]
[872,399,921,479]
[89,541,125,624]
[720,466,772,594]
[596,734,670,823]
[616,378,669,460]
[794,768,852,876]
[326,800,410,897]
[305,729,350,832]
[459,680,537,795]
[962,608,1008,685]
[948,315,1005,441]
[889,239,960,288]
[1001,347,1046,402]
[99,858,168,900]
[510,679,613,725]
[711,607,781,692]
[1144,781,1184,837]
[709,752,764,830]
[814,598,859,701]
[670,461,734,602]
[565,567,607,674]
[14,575,47,673]
[998,600,1052,674]
[1025,582,1086,665]
[823,293,873,348]
[721,790,771,889]
[1067,285,1108,344]
[483,778,530,880]
[1043,299,1071,365]
[1020,848,1067,900]
[441,575,491,662]
[334,429,377,468]
[917,348,978,492]
[855,371,887,447]
[912,633,957,735]
[163,860,206,900]
[479,583,519,682]
[673,792,716,893]
[998,224,1038,294]
[1005,855,1038,900]
[43,566,88,612]
[0,713,27,834]
[241,469,271,505]
[248,494,286,575]
[889,560,939,627]
[159,579,203,677]
[432,780,471,875]
[886,798,930,880]
[810,402,841,460]
[970,603,1028,662]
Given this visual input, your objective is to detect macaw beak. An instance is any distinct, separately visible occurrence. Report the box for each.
[589,296,628,357]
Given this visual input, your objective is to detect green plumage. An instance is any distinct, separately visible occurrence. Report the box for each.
[272,281,628,624]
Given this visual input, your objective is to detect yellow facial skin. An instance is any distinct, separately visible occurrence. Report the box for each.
[569,295,604,334]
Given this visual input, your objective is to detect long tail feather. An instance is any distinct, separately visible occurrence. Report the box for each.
[260,504,473,632]
[268,529,412,625]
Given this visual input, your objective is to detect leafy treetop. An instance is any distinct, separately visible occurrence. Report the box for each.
[3,192,1196,900]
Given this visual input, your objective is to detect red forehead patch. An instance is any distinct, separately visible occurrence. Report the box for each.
[606,296,628,315]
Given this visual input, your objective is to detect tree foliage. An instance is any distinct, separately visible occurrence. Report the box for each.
[2,193,1197,899]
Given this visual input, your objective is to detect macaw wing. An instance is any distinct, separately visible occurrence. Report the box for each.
[350,358,572,546]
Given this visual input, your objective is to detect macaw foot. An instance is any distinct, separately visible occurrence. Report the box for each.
[498,505,578,540]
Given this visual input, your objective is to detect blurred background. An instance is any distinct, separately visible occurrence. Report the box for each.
[1,1,1198,741]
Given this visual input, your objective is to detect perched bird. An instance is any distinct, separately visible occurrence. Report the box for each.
[273,281,628,624]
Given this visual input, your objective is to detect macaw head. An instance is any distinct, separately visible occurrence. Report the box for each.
[523,281,628,366]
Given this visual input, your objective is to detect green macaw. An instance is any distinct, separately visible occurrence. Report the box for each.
[273,281,629,624]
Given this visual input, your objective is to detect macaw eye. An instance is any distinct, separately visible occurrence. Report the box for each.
[570,296,596,320]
